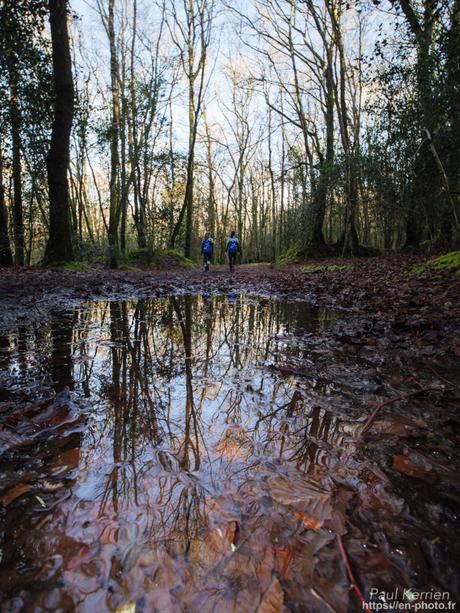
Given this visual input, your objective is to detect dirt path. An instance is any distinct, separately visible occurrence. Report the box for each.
[0,254,458,320]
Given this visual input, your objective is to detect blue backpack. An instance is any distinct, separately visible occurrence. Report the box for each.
[228,237,239,255]
[203,237,213,254]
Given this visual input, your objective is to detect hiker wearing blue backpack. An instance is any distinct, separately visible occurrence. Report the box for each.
[201,232,214,271]
[225,231,240,272]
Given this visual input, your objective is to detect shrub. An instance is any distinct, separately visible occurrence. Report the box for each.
[44,261,92,272]
[276,246,302,266]
[150,248,196,269]
[405,251,460,277]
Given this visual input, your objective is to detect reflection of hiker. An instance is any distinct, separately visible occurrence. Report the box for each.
[201,232,214,272]
[225,231,240,273]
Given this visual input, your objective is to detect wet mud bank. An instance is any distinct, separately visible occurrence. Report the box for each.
[0,259,459,611]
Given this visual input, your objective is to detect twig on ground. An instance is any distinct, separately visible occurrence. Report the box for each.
[336,533,370,611]
[426,364,460,389]
[354,387,434,442]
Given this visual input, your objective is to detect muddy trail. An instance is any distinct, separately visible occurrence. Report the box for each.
[0,256,459,612]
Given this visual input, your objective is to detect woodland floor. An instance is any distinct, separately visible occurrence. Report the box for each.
[0,255,459,612]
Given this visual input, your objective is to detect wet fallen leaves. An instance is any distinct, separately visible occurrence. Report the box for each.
[0,483,31,506]
[393,453,436,481]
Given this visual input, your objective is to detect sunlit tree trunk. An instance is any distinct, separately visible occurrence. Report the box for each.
[102,0,121,267]
[0,141,13,266]
[203,113,216,239]
[312,50,335,246]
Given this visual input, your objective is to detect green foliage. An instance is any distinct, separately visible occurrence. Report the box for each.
[276,244,376,266]
[126,247,153,263]
[419,240,434,254]
[72,238,107,262]
[405,251,460,277]
[301,264,352,273]
[276,246,302,266]
[117,264,141,272]
[123,247,196,269]
[0,0,53,149]
[44,261,92,272]
[150,249,196,269]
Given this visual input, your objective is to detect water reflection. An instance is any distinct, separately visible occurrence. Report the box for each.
[0,295,352,611]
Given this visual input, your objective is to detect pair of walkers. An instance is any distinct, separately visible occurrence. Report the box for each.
[201,232,240,272]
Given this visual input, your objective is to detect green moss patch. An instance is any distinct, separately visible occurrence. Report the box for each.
[276,247,302,266]
[150,249,196,269]
[405,251,460,277]
[117,264,141,272]
[124,247,195,269]
[44,261,92,272]
[301,264,352,273]
[126,248,153,264]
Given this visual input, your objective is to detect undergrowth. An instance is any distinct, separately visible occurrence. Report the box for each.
[123,247,196,269]
[44,261,92,272]
[276,247,302,266]
[405,251,460,277]
[301,264,352,273]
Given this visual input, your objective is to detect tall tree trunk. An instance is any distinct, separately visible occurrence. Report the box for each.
[204,115,216,239]
[312,54,335,246]
[119,18,128,255]
[184,78,195,259]
[108,0,120,267]
[327,0,359,256]
[128,0,147,250]
[279,92,286,255]
[44,0,75,263]
[0,143,13,266]
[7,60,25,265]
[167,0,212,256]
[267,104,277,262]
[170,82,198,254]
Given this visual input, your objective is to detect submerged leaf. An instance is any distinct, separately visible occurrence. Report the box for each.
[292,511,322,531]
[35,495,47,508]
[257,577,284,612]
[268,474,332,530]
[0,483,31,506]
[392,454,436,481]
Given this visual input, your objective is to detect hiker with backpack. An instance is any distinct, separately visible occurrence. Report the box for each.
[201,232,214,271]
[225,231,240,273]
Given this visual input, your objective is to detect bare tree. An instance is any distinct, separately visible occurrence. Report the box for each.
[167,0,215,257]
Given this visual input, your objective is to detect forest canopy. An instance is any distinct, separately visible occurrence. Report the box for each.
[0,0,459,267]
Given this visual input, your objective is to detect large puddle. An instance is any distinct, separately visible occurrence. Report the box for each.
[0,295,362,611]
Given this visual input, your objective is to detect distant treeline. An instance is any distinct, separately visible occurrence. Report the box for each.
[0,0,459,266]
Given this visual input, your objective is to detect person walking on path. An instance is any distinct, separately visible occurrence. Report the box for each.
[201,232,214,271]
[225,231,240,273]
